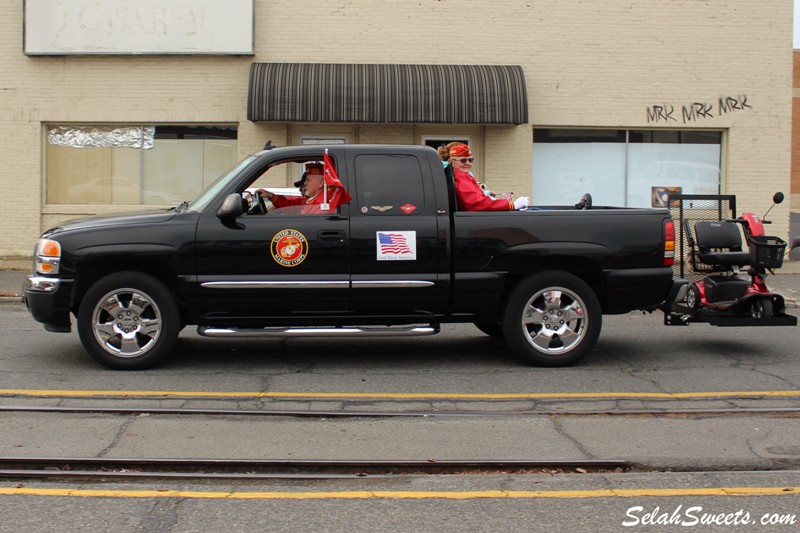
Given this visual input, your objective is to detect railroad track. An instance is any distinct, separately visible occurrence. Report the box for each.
[0,457,628,481]
[3,395,799,481]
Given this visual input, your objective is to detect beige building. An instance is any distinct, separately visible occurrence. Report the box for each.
[0,0,793,256]
[791,50,800,241]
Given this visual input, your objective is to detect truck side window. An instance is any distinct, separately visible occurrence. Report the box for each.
[354,154,425,216]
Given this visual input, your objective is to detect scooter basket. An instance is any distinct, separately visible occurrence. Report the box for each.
[747,235,786,268]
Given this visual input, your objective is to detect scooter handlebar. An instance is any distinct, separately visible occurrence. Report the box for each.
[724,218,772,225]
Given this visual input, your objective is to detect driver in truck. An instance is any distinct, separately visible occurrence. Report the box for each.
[257,162,350,214]
[256,166,312,208]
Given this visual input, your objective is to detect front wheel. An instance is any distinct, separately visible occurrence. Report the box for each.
[77,272,180,370]
[749,297,774,319]
[502,271,602,367]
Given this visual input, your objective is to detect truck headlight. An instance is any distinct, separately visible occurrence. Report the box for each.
[34,239,61,275]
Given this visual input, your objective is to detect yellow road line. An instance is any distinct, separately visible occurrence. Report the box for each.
[0,486,797,500]
[0,389,799,400]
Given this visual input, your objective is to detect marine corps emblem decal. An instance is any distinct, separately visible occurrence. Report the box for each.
[271,229,308,267]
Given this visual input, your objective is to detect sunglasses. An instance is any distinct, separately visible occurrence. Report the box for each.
[452,157,475,164]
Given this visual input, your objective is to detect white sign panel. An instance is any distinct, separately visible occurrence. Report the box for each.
[376,231,417,261]
[24,0,254,55]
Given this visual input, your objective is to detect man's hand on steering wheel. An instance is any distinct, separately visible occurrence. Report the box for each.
[246,189,268,215]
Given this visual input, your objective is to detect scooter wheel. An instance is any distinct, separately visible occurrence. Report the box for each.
[749,298,774,319]
[686,285,701,310]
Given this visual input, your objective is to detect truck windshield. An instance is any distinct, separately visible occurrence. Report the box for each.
[187,155,257,212]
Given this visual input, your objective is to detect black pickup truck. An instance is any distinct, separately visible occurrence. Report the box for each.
[24,144,676,369]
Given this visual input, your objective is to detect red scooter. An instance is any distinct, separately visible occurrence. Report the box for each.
[676,192,796,326]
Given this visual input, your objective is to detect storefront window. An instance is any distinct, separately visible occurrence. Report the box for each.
[532,129,721,207]
[45,125,237,205]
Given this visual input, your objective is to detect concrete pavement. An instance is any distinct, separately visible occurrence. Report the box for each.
[0,409,798,471]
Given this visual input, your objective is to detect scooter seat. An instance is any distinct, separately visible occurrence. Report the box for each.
[694,220,751,267]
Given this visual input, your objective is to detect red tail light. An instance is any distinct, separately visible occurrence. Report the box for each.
[663,220,675,266]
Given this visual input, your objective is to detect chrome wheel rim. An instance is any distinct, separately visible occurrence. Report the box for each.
[520,286,589,355]
[686,287,698,309]
[91,288,161,358]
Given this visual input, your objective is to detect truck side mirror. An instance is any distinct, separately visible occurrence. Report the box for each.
[217,193,245,221]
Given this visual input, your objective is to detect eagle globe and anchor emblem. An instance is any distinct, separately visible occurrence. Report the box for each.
[270,229,309,267]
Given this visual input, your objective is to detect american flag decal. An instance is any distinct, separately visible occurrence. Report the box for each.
[376,231,417,261]
[379,233,411,254]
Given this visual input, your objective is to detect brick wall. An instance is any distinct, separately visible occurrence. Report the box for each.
[0,0,793,253]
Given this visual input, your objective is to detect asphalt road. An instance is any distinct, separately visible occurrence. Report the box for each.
[1,291,799,531]
[1,472,798,533]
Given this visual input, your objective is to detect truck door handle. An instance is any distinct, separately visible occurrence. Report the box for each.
[318,230,346,244]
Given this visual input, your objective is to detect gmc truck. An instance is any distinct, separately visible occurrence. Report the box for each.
[23,144,676,369]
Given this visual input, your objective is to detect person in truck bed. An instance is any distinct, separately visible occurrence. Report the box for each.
[439,141,491,199]
[448,143,529,211]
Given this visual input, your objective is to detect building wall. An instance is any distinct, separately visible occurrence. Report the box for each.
[792,51,800,219]
[0,0,793,254]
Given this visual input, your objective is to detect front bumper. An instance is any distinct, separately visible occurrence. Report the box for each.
[23,275,73,332]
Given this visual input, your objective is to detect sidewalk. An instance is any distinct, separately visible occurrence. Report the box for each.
[2,256,798,305]
[0,257,29,299]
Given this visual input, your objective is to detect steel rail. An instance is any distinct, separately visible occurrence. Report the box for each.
[1,405,799,418]
[0,457,628,481]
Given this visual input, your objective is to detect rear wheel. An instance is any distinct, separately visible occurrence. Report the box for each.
[502,271,601,367]
[77,272,180,370]
[749,297,774,319]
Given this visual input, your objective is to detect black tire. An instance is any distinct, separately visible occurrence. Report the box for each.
[749,297,774,319]
[474,321,504,339]
[686,285,701,310]
[502,271,602,367]
[77,271,180,370]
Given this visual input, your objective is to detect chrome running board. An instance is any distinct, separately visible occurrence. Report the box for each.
[197,325,440,338]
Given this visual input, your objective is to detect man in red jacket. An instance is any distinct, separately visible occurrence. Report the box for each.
[258,162,350,214]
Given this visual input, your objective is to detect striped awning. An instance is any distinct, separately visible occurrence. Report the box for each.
[247,63,528,124]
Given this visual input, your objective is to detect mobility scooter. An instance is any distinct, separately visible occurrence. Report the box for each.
[668,192,796,326]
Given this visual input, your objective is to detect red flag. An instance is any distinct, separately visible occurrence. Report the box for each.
[323,150,351,208]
